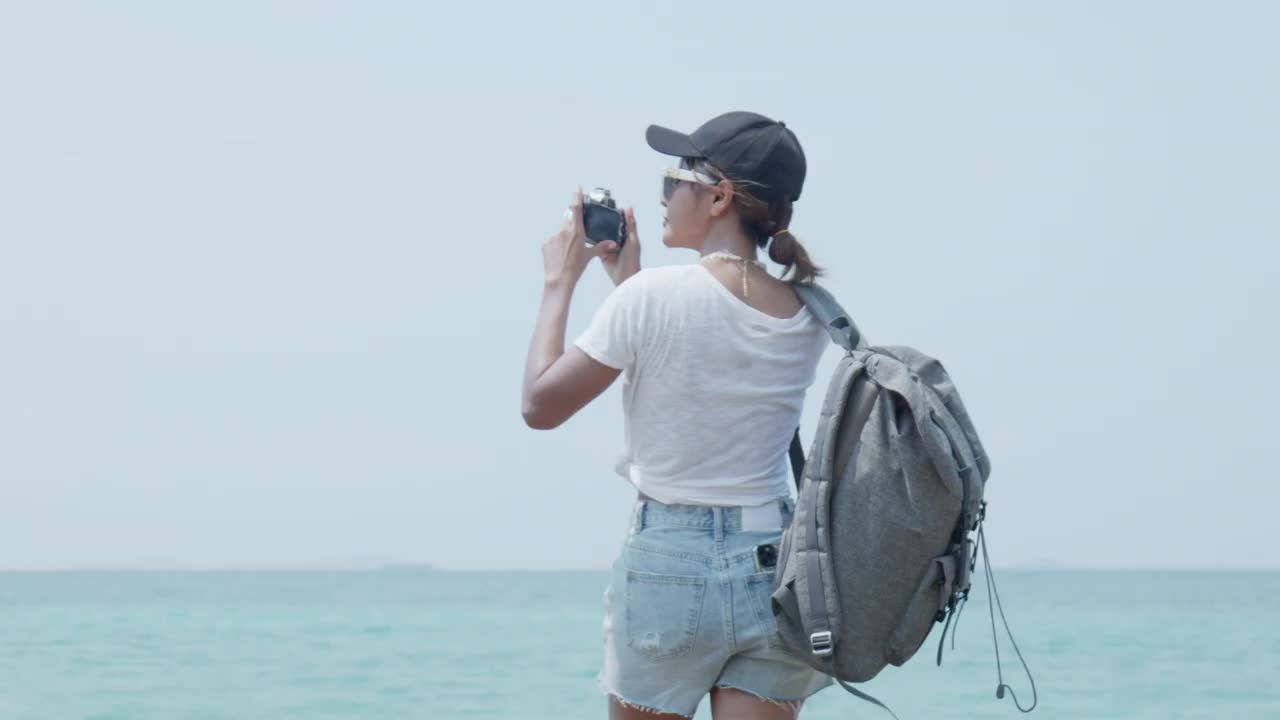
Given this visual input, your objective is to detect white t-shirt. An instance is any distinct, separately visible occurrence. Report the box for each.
[574,264,829,507]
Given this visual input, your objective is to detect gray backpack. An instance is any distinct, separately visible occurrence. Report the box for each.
[773,284,1037,718]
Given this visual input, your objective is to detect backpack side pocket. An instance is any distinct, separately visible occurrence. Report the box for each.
[886,554,955,666]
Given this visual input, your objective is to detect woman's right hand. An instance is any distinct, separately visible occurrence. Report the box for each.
[598,208,641,286]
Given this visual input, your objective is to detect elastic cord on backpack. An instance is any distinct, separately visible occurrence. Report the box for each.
[979,523,1039,713]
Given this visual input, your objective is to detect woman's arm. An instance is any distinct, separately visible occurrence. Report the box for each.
[521,281,620,429]
[520,189,626,430]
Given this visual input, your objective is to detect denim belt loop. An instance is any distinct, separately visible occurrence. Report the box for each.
[630,500,646,537]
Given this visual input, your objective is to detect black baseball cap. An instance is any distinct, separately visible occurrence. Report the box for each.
[646,111,807,202]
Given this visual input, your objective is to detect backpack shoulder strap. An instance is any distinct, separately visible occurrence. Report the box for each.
[793,282,866,351]
[789,428,805,489]
[788,282,866,489]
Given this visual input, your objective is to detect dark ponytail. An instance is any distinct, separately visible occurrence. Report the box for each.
[761,197,821,284]
[692,160,823,284]
[767,228,821,285]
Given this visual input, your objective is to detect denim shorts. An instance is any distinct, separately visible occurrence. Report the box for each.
[595,495,833,717]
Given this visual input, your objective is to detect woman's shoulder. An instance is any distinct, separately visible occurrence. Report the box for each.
[614,264,705,303]
[629,264,705,287]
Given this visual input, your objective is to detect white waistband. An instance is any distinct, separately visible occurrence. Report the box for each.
[740,502,784,532]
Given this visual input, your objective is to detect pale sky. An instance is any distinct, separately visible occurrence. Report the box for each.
[2,1,1276,570]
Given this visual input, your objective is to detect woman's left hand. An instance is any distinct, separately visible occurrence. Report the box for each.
[542,187,602,289]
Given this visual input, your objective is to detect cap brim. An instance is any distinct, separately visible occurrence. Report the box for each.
[645,125,703,158]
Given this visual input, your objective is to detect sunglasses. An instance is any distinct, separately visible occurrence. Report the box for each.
[662,167,719,200]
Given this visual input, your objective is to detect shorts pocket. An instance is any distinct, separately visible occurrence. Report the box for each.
[624,570,706,659]
[745,571,786,650]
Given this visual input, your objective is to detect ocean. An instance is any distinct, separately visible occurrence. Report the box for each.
[0,570,1276,719]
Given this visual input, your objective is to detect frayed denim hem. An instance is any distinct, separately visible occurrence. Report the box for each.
[596,676,695,718]
[712,681,817,713]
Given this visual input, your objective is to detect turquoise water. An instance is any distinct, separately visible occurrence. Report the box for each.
[1,571,1276,719]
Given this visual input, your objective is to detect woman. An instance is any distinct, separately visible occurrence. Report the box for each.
[522,111,833,719]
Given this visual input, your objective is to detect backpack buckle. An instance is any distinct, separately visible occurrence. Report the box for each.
[809,631,834,657]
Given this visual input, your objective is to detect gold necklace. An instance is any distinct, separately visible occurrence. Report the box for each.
[703,250,766,298]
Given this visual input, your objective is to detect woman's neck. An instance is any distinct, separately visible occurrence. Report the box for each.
[697,222,758,261]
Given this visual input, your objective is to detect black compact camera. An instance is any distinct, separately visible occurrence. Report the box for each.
[581,188,626,246]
